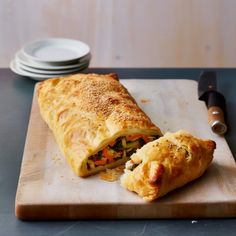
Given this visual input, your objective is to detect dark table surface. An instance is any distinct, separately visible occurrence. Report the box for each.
[0,68,236,236]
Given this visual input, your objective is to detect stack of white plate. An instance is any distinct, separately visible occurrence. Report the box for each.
[10,38,91,81]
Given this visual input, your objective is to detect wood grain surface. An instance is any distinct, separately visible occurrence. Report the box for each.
[15,79,236,220]
[1,0,236,68]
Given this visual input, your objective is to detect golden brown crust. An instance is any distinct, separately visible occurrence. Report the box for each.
[120,130,216,201]
[37,73,162,177]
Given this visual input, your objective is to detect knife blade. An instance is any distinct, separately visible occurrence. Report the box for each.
[198,71,227,135]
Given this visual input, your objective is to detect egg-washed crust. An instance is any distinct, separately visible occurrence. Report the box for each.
[37,73,162,177]
[120,130,216,201]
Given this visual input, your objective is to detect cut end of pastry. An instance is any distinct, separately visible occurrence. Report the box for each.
[79,133,161,177]
[120,130,216,201]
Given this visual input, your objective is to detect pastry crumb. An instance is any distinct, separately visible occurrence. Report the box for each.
[99,165,125,182]
[51,155,62,163]
[140,98,151,104]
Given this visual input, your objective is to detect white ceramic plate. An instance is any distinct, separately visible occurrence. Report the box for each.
[16,51,91,70]
[16,59,89,75]
[10,60,89,81]
[21,38,90,65]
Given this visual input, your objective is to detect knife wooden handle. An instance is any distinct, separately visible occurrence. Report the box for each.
[208,106,227,135]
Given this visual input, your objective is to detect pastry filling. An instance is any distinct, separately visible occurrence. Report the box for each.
[87,134,158,170]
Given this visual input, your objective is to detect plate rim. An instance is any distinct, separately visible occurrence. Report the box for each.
[15,51,91,70]
[21,38,90,64]
[16,58,89,75]
[10,59,89,80]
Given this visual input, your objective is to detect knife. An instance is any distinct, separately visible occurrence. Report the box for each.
[198,71,227,135]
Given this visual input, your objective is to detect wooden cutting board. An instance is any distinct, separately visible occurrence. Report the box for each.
[15,79,236,220]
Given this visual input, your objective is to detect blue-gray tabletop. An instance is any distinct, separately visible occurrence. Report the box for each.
[0,68,236,236]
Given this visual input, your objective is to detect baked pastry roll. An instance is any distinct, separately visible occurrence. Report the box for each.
[37,73,162,177]
[120,130,216,201]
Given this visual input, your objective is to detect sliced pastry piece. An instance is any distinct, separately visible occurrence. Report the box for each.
[120,130,216,201]
[37,73,162,177]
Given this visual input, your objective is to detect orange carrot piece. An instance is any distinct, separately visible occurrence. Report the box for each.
[142,135,151,143]
[102,148,122,163]
[102,148,113,160]
[94,158,107,166]
[109,140,116,146]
